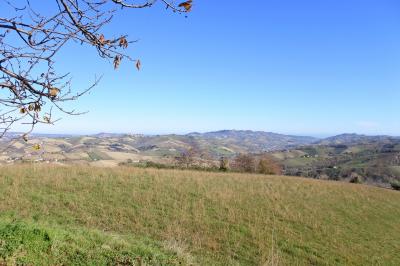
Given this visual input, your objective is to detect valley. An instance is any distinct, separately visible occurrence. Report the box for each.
[1,131,399,189]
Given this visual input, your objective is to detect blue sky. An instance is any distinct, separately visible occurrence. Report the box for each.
[17,0,400,136]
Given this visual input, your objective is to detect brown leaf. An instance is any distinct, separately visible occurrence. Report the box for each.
[119,37,128,48]
[49,88,59,97]
[22,134,28,142]
[20,107,26,114]
[114,55,121,70]
[99,34,105,45]
[178,0,192,11]
[136,60,141,71]
[34,103,41,112]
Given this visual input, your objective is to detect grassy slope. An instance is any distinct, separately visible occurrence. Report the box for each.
[0,166,399,265]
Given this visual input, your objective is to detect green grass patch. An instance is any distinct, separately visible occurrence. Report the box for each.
[0,165,399,265]
[87,150,111,161]
[0,220,184,265]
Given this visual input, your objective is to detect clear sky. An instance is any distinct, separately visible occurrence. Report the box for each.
[18,0,400,136]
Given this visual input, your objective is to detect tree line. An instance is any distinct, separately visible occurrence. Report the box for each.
[174,148,282,175]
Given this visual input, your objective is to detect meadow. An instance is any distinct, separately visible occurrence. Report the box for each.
[0,165,399,265]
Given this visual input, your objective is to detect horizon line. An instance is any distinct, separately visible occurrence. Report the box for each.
[3,130,400,139]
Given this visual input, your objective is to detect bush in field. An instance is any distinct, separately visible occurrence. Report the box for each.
[231,154,256,173]
[349,173,363,184]
[219,157,229,172]
[391,181,400,191]
[176,148,197,168]
[257,155,282,175]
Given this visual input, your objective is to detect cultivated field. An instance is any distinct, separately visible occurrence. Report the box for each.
[0,165,399,265]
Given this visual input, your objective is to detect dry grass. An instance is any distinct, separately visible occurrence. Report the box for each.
[0,165,399,265]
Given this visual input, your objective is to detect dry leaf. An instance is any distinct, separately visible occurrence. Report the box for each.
[178,0,192,11]
[114,55,121,70]
[22,134,28,142]
[49,88,59,97]
[34,103,41,112]
[119,37,128,48]
[136,60,141,71]
[20,107,26,114]
[99,34,105,45]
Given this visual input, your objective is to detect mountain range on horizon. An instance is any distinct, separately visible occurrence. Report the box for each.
[3,129,400,140]
[1,130,400,161]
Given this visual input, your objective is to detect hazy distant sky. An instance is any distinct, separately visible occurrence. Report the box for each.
[10,0,400,136]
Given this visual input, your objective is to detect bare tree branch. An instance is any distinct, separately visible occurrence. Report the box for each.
[0,0,192,141]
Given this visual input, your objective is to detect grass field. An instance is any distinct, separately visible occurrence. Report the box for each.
[0,165,399,265]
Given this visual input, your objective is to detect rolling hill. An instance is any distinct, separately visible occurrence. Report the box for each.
[317,133,399,145]
[273,134,400,188]
[0,130,317,164]
[0,165,399,265]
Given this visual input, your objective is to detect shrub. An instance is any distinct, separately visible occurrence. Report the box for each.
[176,148,197,168]
[349,173,363,184]
[231,154,256,173]
[257,155,282,175]
[219,157,229,172]
[390,181,400,191]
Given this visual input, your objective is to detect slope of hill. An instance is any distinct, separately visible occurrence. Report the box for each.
[188,130,317,153]
[273,136,400,187]
[317,133,399,145]
[0,165,399,265]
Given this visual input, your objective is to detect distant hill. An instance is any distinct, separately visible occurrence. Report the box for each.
[317,133,399,145]
[189,130,316,142]
[186,130,318,154]
[272,134,400,187]
[0,130,318,160]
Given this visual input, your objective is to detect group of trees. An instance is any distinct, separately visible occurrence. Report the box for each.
[176,147,198,168]
[174,148,283,175]
[227,154,283,175]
